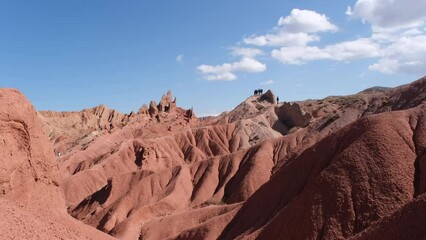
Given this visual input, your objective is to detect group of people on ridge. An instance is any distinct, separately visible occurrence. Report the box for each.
[253,88,280,103]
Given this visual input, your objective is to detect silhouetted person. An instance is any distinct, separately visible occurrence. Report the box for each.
[277,96,279,103]
[254,89,258,95]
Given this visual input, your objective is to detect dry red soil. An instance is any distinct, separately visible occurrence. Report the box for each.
[1,77,426,239]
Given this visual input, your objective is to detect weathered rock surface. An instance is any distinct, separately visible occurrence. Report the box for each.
[0,89,63,209]
[45,77,426,240]
[275,102,312,128]
[220,103,426,239]
[138,104,148,115]
[4,77,426,240]
[353,193,426,240]
[148,100,158,117]
[0,89,115,240]
[39,104,128,155]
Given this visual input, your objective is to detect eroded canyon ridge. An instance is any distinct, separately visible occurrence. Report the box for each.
[1,77,426,240]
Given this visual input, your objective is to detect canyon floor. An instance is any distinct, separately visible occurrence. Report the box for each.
[1,77,426,239]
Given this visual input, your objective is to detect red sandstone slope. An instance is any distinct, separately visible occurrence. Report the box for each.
[21,76,426,239]
[0,89,115,240]
[352,193,426,240]
[219,102,426,240]
[37,90,300,239]
[0,89,63,209]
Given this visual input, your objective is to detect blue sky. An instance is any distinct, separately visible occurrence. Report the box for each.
[1,0,425,116]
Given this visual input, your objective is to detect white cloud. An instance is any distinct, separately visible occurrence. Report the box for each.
[369,59,399,74]
[265,5,426,76]
[349,0,426,31]
[272,38,380,64]
[198,57,266,74]
[260,80,275,85]
[198,57,266,81]
[325,38,381,60]
[345,6,353,16]
[243,9,336,47]
[199,4,426,79]
[244,32,319,47]
[278,9,338,33]
[403,28,423,36]
[272,46,327,65]
[231,57,267,72]
[176,54,184,62]
[205,72,237,81]
[231,47,263,58]
[369,35,426,74]
[371,31,403,43]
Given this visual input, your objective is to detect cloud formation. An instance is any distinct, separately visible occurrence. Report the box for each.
[176,54,184,62]
[347,0,426,31]
[199,2,426,81]
[231,47,263,58]
[198,57,266,81]
[260,80,275,85]
[244,9,337,47]
[369,35,426,74]
[244,32,319,47]
[198,9,338,81]
[266,3,426,75]
[272,38,380,64]
[346,0,426,74]
[278,9,338,33]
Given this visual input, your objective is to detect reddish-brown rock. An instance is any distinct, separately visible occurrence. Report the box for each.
[4,77,426,240]
[138,104,149,115]
[0,89,63,209]
[220,102,426,240]
[149,100,158,117]
[353,193,426,240]
[0,89,115,240]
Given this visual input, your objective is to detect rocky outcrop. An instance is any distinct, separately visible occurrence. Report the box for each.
[158,90,176,113]
[185,108,195,120]
[0,89,115,240]
[220,103,426,240]
[24,77,426,239]
[158,90,170,112]
[148,100,158,117]
[275,102,313,128]
[216,89,277,123]
[39,104,128,155]
[138,104,148,115]
[259,89,276,104]
[0,89,63,209]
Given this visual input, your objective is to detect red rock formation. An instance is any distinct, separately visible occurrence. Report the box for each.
[39,104,128,155]
[4,77,426,240]
[220,103,426,240]
[0,89,63,209]
[158,90,174,112]
[276,102,312,128]
[0,89,115,240]
[138,104,149,115]
[149,100,158,117]
[353,193,426,240]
